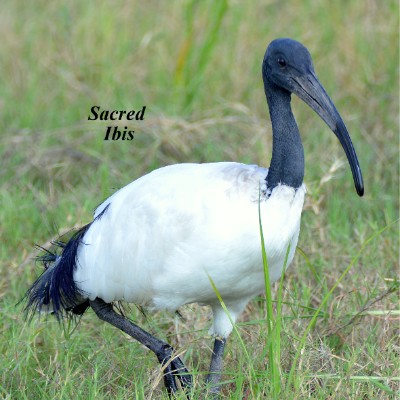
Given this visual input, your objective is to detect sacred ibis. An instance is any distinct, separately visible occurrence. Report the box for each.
[24,38,364,396]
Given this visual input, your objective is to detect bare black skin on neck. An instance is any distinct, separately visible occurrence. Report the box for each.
[263,80,304,192]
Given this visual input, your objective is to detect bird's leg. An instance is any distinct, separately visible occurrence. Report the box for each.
[206,337,227,395]
[90,298,192,397]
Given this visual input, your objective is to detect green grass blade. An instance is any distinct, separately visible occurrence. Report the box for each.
[179,0,229,111]
[275,243,291,383]
[258,189,282,397]
[296,246,323,285]
[207,274,250,362]
[207,274,256,396]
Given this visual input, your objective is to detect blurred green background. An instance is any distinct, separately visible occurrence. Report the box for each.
[1,1,398,399]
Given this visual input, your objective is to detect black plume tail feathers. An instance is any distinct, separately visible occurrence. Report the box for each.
[24,224,92,321]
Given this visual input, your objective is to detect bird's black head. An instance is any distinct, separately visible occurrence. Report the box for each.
[262,38,315,93]
[262,38,364,197]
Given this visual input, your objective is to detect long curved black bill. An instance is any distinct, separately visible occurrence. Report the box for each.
[292,71,364,196]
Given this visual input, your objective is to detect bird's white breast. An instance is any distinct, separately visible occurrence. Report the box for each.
[74,162,306,326]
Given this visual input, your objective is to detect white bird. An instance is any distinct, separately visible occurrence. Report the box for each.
[24,38,364,397]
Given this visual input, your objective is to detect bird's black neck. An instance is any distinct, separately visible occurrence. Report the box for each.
[265,85,304,192]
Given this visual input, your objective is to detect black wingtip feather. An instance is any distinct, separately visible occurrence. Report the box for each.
[23,202,112,323]
[23,224,92,322]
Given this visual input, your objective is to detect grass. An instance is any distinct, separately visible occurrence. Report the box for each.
[1,0,399,399]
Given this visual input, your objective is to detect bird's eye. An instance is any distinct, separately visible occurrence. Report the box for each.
[277,57,287,67]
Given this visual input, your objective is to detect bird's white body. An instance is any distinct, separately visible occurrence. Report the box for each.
[75,162,306,337]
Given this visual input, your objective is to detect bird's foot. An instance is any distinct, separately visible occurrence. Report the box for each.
[157,344,192,398]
